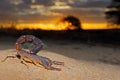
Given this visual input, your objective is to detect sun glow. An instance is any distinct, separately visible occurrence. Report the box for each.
[82,23,108,30]
[15,21,77,31]
[0,22,111,30]
[0,17,112,30]
[15,23,108,30]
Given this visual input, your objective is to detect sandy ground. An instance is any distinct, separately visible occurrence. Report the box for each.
[0,37,120,80]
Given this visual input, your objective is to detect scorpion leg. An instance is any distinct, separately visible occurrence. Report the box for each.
[41,60,61,71]
[31,60,44,68]
[23,58,43,68]
[44,66,61,71]
[20,58,29,68]
[21,61,29,68]
[1,55,17,62]
[52,61,64,66]
[50,67,61,71]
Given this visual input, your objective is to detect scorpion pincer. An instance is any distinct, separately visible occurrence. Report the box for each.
[2,35,64,71]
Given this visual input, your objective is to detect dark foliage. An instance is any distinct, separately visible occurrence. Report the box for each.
[105,0,120,26]
[61,15,82,30]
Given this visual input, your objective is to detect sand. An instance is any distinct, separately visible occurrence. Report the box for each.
[0,38,120,80]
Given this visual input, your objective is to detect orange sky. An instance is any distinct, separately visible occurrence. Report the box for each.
[0,0,112,30]
[0,22,110,30]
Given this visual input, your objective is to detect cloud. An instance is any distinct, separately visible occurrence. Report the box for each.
[0,0,15,12]
[8,0,23,5]
[34,0,54,6]
[0,0,111,23]
[80,0,110,8]
[50,0,110,8]
[49,0,111,23]
[0,0,17,22]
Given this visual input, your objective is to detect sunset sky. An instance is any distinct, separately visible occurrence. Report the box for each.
[0,0,111,30]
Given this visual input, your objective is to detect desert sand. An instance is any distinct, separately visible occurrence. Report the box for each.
[0,37,120,80]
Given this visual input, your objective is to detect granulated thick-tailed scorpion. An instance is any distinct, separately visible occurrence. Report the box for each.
[2,35,64,71]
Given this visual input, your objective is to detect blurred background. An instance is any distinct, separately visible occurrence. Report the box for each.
[0,0,120,44]
[1,1,120,79]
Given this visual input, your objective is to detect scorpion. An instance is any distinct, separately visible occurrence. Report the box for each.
[2,35,64,71]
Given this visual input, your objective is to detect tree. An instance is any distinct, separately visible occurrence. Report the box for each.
[105,0,120,27]
[61,15,82,30]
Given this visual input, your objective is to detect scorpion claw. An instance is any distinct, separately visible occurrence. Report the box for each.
[1,56,16,62]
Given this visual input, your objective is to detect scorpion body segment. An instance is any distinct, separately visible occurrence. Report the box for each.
[17,50,64,71]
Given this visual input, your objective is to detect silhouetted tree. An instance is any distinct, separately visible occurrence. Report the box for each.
[62,15,82,30]
[105,0,120,27]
